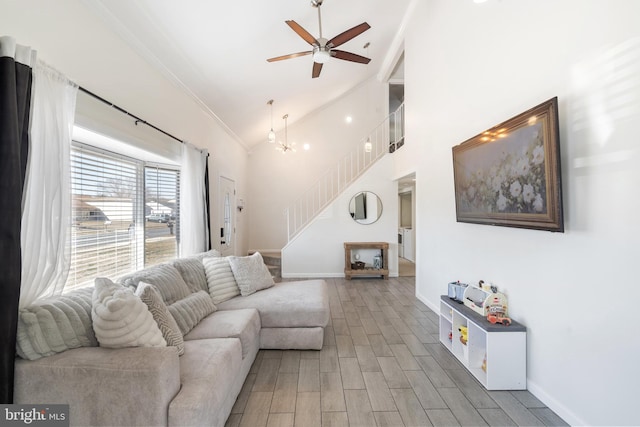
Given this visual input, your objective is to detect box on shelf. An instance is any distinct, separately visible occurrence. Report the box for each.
[463,286,508,317]
[351,261,365,270]
[447,281,468,303]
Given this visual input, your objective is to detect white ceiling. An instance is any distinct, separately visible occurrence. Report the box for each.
[86,0,411,149]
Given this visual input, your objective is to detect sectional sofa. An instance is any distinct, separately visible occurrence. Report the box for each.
[13,250,330,426]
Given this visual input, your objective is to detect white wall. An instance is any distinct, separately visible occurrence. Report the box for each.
[247,77,388,251]
[1,0,250,256]
[282,155,398,277]
[400,1,640,425]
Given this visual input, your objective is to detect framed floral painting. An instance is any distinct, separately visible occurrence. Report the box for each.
[452,97,564,232]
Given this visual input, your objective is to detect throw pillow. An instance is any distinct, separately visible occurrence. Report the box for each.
[167,290,217,336]
[136,282,184,355]
[16,287,97,361]
[227,252,275,297]
[202,256,240,304]
[118,263,191,306]
[172,257,209,293]
[92,277,166,349]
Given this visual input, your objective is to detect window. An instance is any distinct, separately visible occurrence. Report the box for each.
[67,143,180,289]
[144,165,180,265]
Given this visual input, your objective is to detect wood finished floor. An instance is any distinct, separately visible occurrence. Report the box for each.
[225,277,568,427]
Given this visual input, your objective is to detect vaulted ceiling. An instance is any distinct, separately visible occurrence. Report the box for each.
[85,0,411,148]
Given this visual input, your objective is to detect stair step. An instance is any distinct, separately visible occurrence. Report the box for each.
[249,250,281,267]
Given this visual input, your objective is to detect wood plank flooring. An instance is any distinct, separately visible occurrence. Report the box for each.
[226,277,568,427]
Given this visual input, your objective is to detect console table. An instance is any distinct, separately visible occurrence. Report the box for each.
[344,242,389,280]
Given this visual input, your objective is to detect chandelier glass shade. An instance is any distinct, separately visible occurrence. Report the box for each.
[267,99,276,143]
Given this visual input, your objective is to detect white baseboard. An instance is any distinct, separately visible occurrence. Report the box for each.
[526,380,583,427]
[281,272,400,279]
[415,290,439,314]
[281,273,343,279]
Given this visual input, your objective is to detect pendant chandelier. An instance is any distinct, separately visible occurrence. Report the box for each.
[276,114,296,154]
[267,99,276,143]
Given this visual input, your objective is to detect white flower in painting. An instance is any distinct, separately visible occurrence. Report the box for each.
[510,180,522,198]
[515,158,530,176]
[532,145,544,165]
[474,169,484,182]
[533,193,544,212]
[522,184,534,203]
[497,192,507,211]
[467,186,476,199]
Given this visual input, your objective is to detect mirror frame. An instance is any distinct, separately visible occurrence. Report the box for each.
[349,191,383,225]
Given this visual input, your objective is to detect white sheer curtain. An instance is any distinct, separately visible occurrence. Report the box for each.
[180,142,210,256]
[19,60,78,308]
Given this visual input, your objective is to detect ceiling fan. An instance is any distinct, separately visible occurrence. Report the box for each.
[267,0,371,78]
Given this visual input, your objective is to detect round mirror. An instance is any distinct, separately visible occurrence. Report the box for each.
[349,191,383,225]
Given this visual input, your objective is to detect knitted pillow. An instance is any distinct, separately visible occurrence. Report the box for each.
[16,287,97,361]
[92,277,166,349]
[227,252,274,297]
[167,291,217,336]
[136,282,184,355]
[202,256,240,304]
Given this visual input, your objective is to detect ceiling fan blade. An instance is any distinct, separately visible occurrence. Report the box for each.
[286,20,319,46]
[331,50,371,64]
[267,51,313,62]
[327,22,370,48]
[312,62,323,78]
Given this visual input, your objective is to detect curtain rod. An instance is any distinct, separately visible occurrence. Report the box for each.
[78,86,184,144]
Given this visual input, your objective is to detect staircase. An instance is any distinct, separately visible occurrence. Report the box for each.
[285,103,404,243]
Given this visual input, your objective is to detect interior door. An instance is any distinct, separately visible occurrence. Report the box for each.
[219,176,235,256]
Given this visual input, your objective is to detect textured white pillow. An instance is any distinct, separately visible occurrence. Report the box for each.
[136,282,184,355]
[167,291,217,336]
[16,287,97,360]
[202,256,240,304]
[92,277,166,349]
[227,252,275,297]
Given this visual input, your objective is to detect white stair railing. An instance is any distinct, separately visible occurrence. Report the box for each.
[285,103,405,242]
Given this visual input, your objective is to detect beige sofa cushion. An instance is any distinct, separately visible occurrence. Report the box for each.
[216,280,329,328]
[169,338,243,427]
[184,309,260,359]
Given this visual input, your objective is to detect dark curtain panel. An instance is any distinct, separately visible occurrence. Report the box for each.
[0,54,32,403]
[204,157,212,251]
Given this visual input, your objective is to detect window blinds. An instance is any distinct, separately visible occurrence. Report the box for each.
[67,143,179,290]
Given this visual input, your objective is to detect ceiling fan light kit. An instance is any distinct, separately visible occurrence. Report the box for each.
[267,0,371,78]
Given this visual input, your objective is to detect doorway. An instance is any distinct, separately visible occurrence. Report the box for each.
[397,173,415,277]
[219,176,235,256]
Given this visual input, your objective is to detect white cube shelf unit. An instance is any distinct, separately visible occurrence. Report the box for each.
[439,295,527,390]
